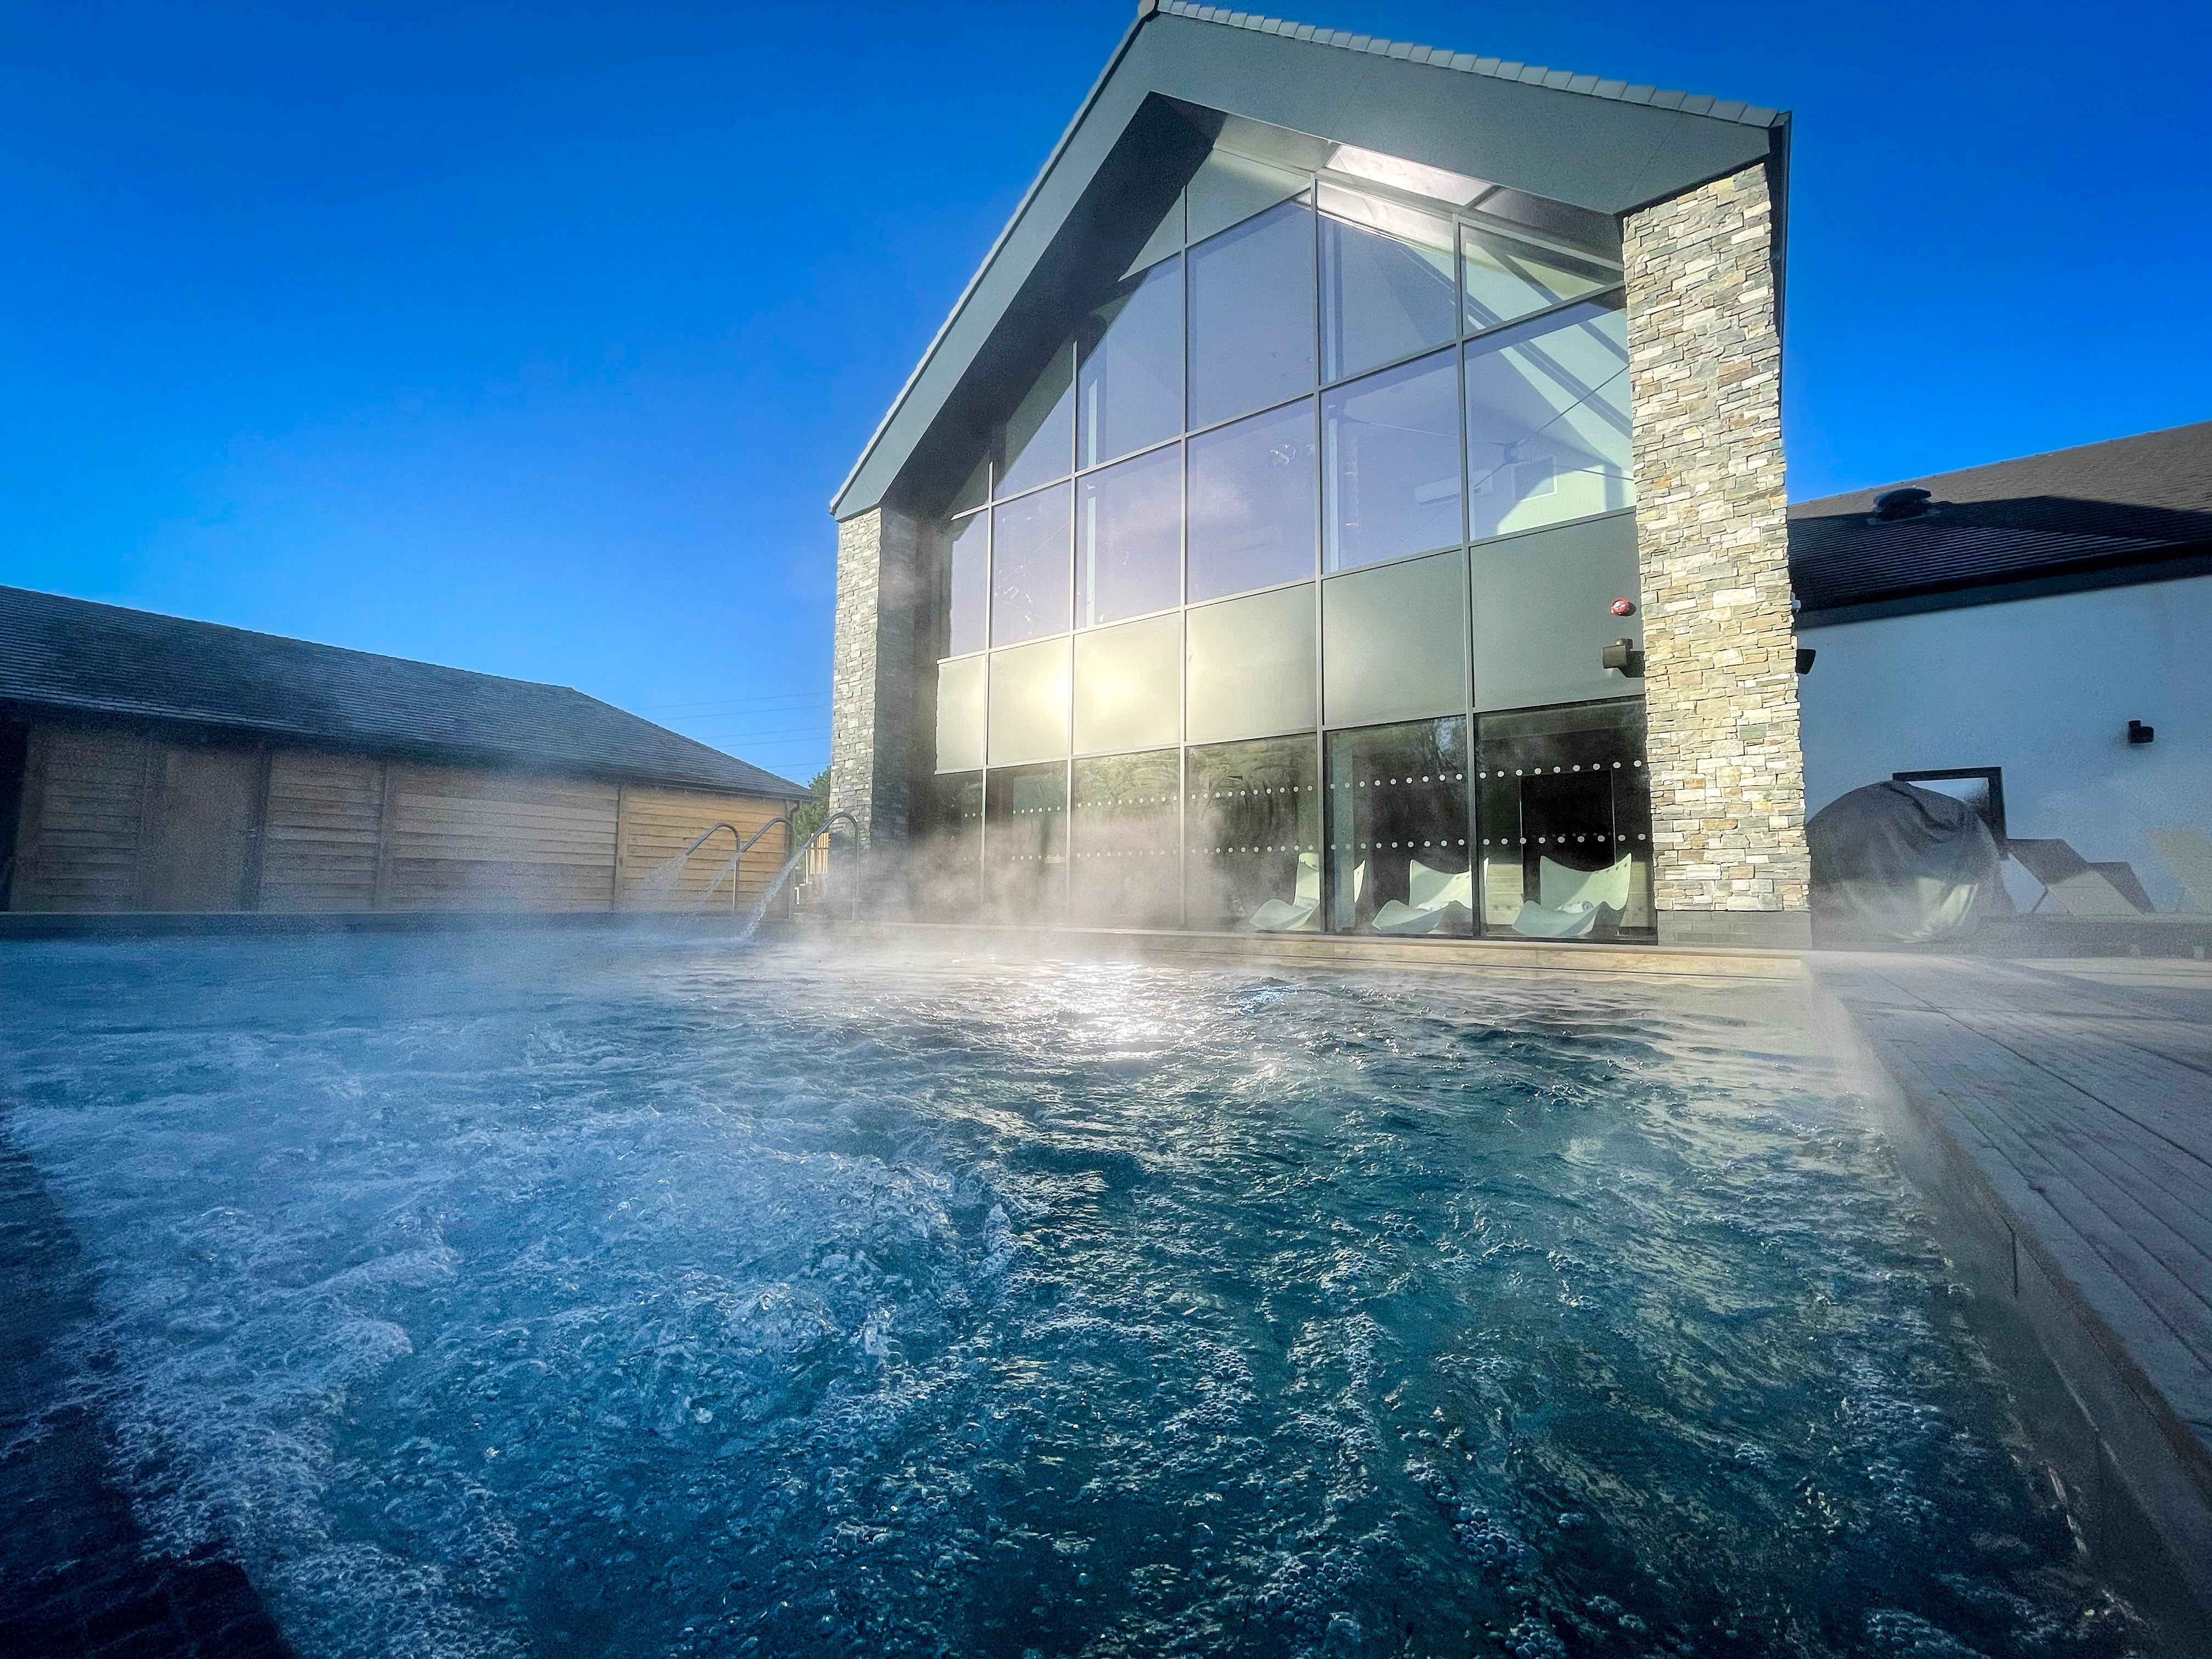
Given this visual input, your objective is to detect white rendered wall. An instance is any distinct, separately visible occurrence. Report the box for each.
[1797,574,2212,912]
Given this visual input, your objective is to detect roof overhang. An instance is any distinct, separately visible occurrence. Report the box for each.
[832,4,1787,521]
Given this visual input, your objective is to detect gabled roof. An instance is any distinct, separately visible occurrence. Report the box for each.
[832,1,1787,520]
[0,586,811,798]
[1788,421,2212,623]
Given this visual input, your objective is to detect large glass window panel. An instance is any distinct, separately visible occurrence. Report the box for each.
[987,636,1071,766]
[1187,150,1308,244]
[991,482,1071,646]
[1321,552,1468,729]
[985,762,1067,923]
[946,510,989,658]
[1462,225,1618,336]
[1325,717,1471,936]
[1322,348,1462,572]
[1074,612,1180,756]
[1184,584,1316,746]
[1463,297,1634,543]
[1079,257,1182,469]
[934,653,988,774]
[1078,444,1181,627]
[1469,514,1642,713]
[995,346,1075,499]
[1475,700,1652,938]
[1186,399,1316,602]
[1187,198,1316,429]
[1184,735,1319,932]
[1071,749,1181,927]
[1318,183,1458,383]
[912,771,983,921]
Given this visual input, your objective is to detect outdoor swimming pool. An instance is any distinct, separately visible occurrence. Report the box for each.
[0,936,2146,1658]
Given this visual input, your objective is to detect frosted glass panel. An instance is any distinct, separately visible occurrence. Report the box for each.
[1322,552,1468,727]
[991,482,1071,646]
[1078,443,1181,627]
[946,510,988,658]
[1469,514,1643,713]
[1464,297,1634,542]
[1318,183,1458,383]
[935,653,987,773]
[1072,749,1181,927]
[985,762,1067,923]
[1074,612,1181,755]
[1185,584,1316,744]
[1186,399,1316,603]
[1187,198,1316,429]
[1080,257,1182,469]
[1323,348,1462,572]
[1462,225,1618,335]
[988,637,1071,766]
[1187,150,1307,243]
[996,346,1075,498]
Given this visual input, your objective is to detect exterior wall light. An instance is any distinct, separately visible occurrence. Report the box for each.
[1601,639,1644,676]
[1796,647,1816,675]
[2128,720,2155,745]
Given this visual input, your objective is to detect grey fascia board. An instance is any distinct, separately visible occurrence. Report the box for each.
[832,10,1782,521]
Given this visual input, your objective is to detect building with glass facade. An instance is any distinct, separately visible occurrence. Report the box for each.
[832,2,1813,948]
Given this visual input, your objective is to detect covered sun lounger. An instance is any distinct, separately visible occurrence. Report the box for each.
[2007,838,2152,916]
[1371,859,1473,935]
[1512,854,1633,939]
[2145,828,2212,913]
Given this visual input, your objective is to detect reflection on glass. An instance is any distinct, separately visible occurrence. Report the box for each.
[1188,198,1316,429]
[1074,613,1180,756]
[996,346,1075,499]
[985,761,1067,922]
[1462,226,1618,336]
[946,510,989,657]
[1072,749,1181,927]
[949,455,990,516]
[913,771,983,920]
[1464,297,1633,543]
[1322,348,1462,572]
[986,636,1071,766]
[934,653,987,773]
[1184,735,1319,932]
[1318,183,1458,383]
[1079,444,1181,627]
[1183,585,1316,746]
[1321,552,1466,729]
[991,482,1071,646]
[1474,699,1652,937]
[1186,150,1308,244]
[1186,399,1316,602]
[1325,717,1471,936]
[1080,257,1182,468]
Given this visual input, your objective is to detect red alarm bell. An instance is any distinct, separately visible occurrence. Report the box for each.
[1610,598,1635,617]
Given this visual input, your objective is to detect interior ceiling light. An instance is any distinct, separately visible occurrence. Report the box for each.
[1325,143,1490,206]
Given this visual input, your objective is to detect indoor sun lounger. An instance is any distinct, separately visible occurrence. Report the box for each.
[2005,838,2152,916]
[2145,828,2212,913]
[1511,854,1634,939]
[1371,859,1474,935]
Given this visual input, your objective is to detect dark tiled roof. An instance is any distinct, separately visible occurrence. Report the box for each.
[1154,2,1784,128]
[1787,421,2212,618]
[0,586,810,798]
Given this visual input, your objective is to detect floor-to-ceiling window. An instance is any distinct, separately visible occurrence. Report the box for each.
[918,120,1652,936]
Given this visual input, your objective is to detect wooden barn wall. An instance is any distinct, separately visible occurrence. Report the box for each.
[8,725,152,911]
[259,751,385,911]
[5,721,791,915]
[614,787,790,911]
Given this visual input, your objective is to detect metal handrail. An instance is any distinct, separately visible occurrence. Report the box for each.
[739,811,859,936]
[687,817,797,913]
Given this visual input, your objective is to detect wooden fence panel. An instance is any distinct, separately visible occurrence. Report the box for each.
[615,788,789,911]
[382,764,620,911]
[259,749,385,911]
[10,725,150,911]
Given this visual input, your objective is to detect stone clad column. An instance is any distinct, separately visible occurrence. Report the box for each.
[828,505,921,864]
[1623,163,1811,949]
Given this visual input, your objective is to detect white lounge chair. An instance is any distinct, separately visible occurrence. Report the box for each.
[2146,828,2212,913]
[1249,851,1339,932]
[1512,854,1634,939]
[1372,859,1474,935]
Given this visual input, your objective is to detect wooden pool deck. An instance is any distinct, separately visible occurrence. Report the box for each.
[1814,953,2212,1628]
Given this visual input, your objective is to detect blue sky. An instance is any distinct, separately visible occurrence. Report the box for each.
[3,1,2205,784]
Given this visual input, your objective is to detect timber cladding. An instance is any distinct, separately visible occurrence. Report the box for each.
[5,723,795,916]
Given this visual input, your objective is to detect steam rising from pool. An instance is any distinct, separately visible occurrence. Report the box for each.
[2,937,2142,1657]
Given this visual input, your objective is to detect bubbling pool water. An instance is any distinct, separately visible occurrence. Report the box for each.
[1,935,2145,1658]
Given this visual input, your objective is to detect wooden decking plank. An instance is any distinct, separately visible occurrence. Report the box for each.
[1951,1011,2212,1172]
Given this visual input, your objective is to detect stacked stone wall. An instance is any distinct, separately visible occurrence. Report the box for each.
[828,506,919,851]
[1623,163,1809,944]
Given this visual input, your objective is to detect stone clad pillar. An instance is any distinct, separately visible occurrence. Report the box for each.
[828,505,921,865]
[1623,163,1811,950]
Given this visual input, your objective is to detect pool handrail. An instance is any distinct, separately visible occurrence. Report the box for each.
[738,811,859,937]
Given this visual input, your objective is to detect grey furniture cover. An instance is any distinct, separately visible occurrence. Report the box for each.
[1808,781,2002,943]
